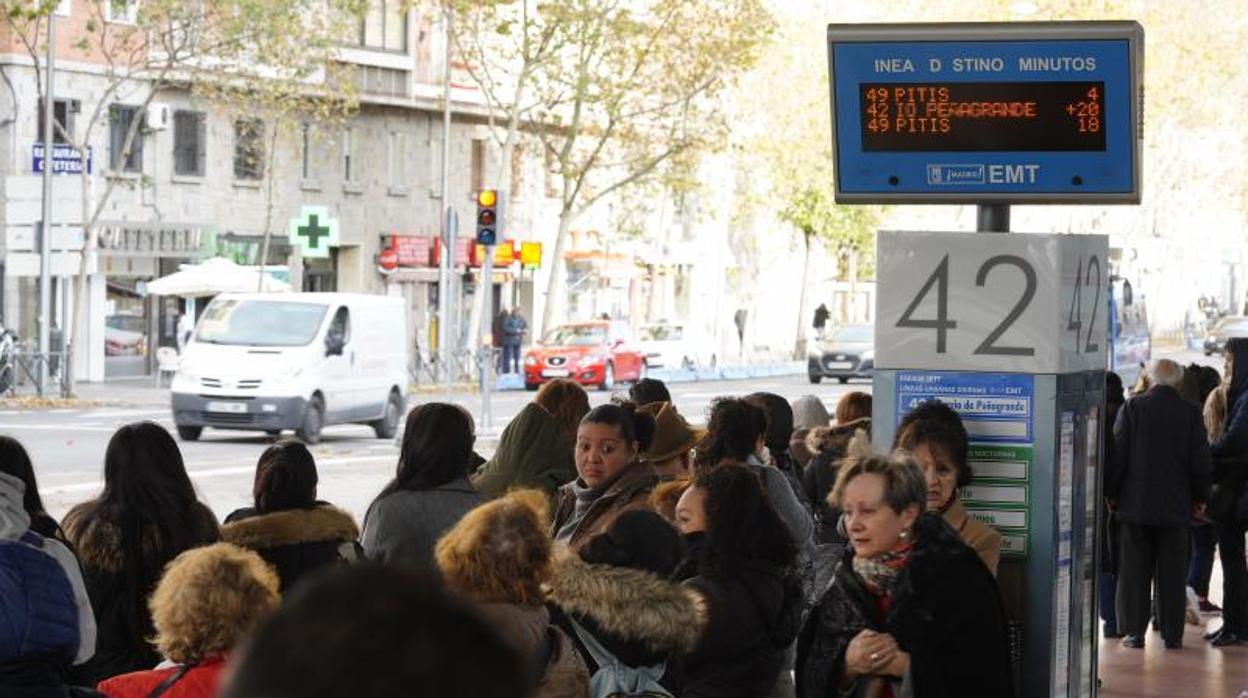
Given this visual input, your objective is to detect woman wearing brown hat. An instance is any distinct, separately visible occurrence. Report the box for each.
[638,401,705,480]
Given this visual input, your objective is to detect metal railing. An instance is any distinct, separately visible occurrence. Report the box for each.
[1,343,73,399]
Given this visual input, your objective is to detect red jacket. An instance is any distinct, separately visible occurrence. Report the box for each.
[97,657,226,698]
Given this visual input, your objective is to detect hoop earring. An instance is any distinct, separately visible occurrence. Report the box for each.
[837,514,848,539]
[899,529,910,540]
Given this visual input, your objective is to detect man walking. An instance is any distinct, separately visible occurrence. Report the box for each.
[1109,359,1212,649]
[813,303,830,339]
[502,308,527,374]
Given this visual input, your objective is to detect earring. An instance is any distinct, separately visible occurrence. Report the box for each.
[837,514,848,539]
[899,529,909,539]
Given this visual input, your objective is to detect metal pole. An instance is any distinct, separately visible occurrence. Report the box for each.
[976,203,1010,233]
[480,247,494,430]
[37,12,57,396]
[438,6,454,397]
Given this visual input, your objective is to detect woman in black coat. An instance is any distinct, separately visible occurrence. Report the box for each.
[677,463,804,698]
[222,440,361,593]
[62,422,220,685]
[796,441,1011,698]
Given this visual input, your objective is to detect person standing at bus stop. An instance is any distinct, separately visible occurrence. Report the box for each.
[502,308,528,374]
[1108,359,1212,650]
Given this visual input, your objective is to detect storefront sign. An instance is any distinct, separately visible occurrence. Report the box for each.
[389,235,431,266]
[32,142,92,175]
[288,206,340,259]
[520,241,543,268]
[432,238,472,266]
[471,241,517,267]
[96,222,214,258]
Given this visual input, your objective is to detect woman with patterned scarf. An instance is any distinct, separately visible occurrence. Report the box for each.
[796,437,1012,698]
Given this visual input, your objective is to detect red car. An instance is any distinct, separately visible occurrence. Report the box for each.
[524,321,646,391]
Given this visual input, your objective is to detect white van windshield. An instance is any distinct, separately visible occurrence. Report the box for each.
[197,300,328,347]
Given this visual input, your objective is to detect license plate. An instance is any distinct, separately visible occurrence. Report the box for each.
[205,401,247,414]
[542,369,570,378]
[826,361,853,370]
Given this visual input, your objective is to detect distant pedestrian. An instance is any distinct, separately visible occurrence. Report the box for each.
[551,403,659,550]
[220,565,528,698]
[796,440,1011,697]
[1108,359,1212,649]
[362,404,484,569]
[1207,338,1248,647]
[63,422,220,685]
[96,543,280,698]
[812,304,830,338]
[472,379,589,498]
[176,311,193,352]
[493,309,509,372]
[222,440,362,593]
[734,309,748,357]
[503,308,528,374]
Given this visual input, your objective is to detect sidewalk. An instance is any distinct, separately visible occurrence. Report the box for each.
[70,376,172,409]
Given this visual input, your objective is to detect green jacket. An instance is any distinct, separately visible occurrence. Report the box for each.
[472,402,576,498]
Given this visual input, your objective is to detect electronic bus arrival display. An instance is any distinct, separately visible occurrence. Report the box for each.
[827,23,1143,203]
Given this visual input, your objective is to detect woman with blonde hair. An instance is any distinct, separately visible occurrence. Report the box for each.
[97,543,281,698]
[436,490,589,696]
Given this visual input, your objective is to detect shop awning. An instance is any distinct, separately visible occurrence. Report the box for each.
[146,257,291,297]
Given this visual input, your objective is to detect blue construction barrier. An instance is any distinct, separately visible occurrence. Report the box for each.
[492,361,806,391]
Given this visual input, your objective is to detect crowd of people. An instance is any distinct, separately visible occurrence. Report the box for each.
[6,357,1242,697]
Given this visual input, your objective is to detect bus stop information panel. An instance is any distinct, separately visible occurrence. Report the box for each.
[827,23,1142,203]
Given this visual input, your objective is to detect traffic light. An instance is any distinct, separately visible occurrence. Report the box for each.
[476,188,499,245]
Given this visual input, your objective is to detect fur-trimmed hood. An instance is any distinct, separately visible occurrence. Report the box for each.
[805,418,871,459]
[222,505,359,550]
[63,501,219,574]
[547,552,706,655]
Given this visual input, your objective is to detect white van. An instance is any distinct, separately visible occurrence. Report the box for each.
[171,293,408,444]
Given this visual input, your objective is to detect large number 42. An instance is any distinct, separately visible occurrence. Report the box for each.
[896,254,1037,356]
[1067,256,1102,353]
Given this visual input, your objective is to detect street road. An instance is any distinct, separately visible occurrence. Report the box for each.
[12,374,868,524]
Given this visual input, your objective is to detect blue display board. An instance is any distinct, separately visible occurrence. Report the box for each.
[827,22,1143,203]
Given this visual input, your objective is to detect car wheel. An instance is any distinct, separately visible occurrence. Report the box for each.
[808,374,822,385]
[297,395,324,445]
[372,390,403,439]
[525,382,540,392]
[600,362,615,391]
[176,425,202,442]
[265,430,282,437]
[838,377,850,384]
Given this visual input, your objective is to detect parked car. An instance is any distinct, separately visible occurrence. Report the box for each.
[170,293,408,444]
[1204,315,1248,356]
[808,324,874,384]
[524,321,646,391]
[638,321,717,371]
[104,313,146,356]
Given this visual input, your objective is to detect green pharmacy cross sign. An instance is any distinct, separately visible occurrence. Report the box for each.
[289,206,340,259]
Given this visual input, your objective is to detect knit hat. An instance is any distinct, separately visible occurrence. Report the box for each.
[791,395,831,432]
[578,510,684,578]
[639,401,705,463]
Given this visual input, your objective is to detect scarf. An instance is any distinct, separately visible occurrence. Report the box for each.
[852,544,912,597]
[555,480,603,543]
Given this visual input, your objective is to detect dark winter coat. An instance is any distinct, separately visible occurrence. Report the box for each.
[61,504,219,686]
[547,553,705,695]
[796,513,1012,698]
[683,560,804,698]
[471,603,589,698]
[551,464,659,551]
[221,504,361,593]
[472,403,577,498]
[801,419,871,545]
[1108,384,1212,527]
[504,314,528,344]
[361,477,484,569]
[1212,340,1248,521]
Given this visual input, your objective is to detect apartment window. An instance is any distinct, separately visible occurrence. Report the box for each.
[106,0,138,23]
[172,110,206,177]
[357,0,406,51]
[37,99,75,144]
[470,139,485,197]
[300,123,312,180]
[233,118,265,181]
[388,131,408,189]
[108,104,143,172]
[342,127,356,183]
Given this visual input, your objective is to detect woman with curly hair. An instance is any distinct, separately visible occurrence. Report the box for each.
[473,379,590,498]
[677,463,804,698]
[436,490,589,697]
[97,543,281,698]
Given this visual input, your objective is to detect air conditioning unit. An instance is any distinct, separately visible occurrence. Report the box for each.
[145,102,171,131]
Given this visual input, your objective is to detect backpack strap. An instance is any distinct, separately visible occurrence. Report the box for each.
[147,663,195,698]
[566,617,668,697]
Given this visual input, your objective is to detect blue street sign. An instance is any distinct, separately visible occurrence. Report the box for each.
[32,142,92,175]
[827,22,1143,203]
